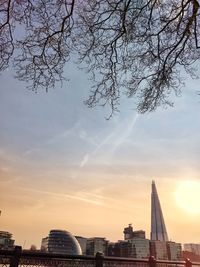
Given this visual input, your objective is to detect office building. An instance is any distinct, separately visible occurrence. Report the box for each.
[41,237,48,251]
[150,181,183,260]
[108,224,149,258]
[41,229,82,255]
[184,243,200,256]
[0,231,15,250]
[150,240,168,260]
[86,237,108,255]
[166,241,182,260]
[151,181,169,241]
[124,224,146,240]
[121,238,150,258]
[107,241,121,257]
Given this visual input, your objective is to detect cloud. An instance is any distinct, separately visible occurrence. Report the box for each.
[80,154,89,167]
[79,113,139,167]
[19,187,105,206]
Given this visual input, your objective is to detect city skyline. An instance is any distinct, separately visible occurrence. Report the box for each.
[1,179,200,248]
[0,61,200,248]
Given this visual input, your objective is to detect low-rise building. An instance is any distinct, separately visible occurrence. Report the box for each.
[120,238,150,258]
[41,237,48,252]
[123,224,146,240]
[150,241,168,260]
[86,237,108,255]
[166,241,182,260]
[184,243,200,256]
[0,231,14,250]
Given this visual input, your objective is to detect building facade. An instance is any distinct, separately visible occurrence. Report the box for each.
[150,241,168,260]
[41,230,82,255]
[120,239,150,258]
[166,241,182,260]
[75,236,87,255]
[123,224,146,240]
[184,243,200,256]
[86,237,108,255]
[0,231,14,250]
[41,237,49,251]
[151,181,169,242]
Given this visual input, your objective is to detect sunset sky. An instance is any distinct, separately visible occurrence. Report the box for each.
[0,62,200,249]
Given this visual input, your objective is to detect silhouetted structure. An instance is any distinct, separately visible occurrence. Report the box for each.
[184,243,200,256]
[150,181,181,260]
[151,181,169,241]
[123,224,146,240]
[182,250,200,261]
[86,237,108,256]
[0,231,14,250]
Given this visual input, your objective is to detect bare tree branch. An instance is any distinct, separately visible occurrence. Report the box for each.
[0,0,200,116]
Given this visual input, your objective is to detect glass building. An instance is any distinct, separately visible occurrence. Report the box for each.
[46,230,82,255]
[151,181,169,241]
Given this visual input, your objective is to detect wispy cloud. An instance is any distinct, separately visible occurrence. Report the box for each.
[80,154,89,167]
[19,187,105,206]
[79,113,139,167]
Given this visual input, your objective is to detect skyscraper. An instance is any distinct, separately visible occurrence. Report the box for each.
[151,181,169,241]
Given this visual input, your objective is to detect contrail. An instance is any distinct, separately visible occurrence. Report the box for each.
[110,113,139,154]
[80,113,139,167]
[19,187,104,206]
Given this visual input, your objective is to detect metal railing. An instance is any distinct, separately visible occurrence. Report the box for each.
[0,246,200,267]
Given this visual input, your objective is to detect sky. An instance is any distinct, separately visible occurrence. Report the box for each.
[0,61,200,249]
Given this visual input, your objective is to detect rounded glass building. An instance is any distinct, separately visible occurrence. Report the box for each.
[48,230,82,255]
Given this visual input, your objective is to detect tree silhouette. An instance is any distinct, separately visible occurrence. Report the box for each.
[0,0,199,116]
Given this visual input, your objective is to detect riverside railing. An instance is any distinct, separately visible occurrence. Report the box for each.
[0,246,200,267]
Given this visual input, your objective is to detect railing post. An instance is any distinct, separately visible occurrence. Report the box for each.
[149,256,156,267]
[185,258,192,267]
[95,252,104,267]
[10,246,22,267]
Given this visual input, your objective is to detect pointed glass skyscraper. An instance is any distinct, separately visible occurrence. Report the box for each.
[151,180,169,241]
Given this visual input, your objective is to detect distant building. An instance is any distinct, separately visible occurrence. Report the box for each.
[41,237,48,252]
[75,236,87,255]
[121,239,150,258]
[149,182,183,260]
[166,241,182,260]
[131,239,150,258]
[107,241,121,257]
[86,237,108,255]
[151,240,182,261]
[107,242,117,257]
[120,224,148,258]
[133,231,146,239]
[150,241,168,260]
[124,224,134,240]
[120,240,135,257]
[41,230,82,255]
[123,224,146,240]
[182,250,200,261]
[151,181,169,242]
[184,243,200,256]
[0,231,14,250]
